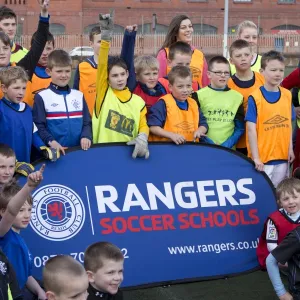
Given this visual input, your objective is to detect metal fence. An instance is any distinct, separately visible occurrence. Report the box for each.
[16,33,300,59]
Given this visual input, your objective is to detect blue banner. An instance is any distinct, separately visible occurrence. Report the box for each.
[21,143,276,288]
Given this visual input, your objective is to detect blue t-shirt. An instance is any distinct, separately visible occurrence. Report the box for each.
[245,86,295,165]
[245,86,295,123]
[0,229,32,289]
[34,64,51,79]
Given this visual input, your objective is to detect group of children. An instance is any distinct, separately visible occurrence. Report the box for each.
[0,1,300,298]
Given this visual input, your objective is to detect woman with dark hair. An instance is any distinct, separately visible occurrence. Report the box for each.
[157,15,209,88]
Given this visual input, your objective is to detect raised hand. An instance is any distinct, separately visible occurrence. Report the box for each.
[99,9,115,41]
[125,24,138,33]
[39,0,50,17]
[27,164,45,188]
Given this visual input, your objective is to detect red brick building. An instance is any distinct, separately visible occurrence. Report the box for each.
[3,0,300,36]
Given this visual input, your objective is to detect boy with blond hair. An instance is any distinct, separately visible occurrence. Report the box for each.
[133,54,167,110]
[246,51,295,187]
[119,24,166,110]
[0,67,59,175]
[43,255,89,300]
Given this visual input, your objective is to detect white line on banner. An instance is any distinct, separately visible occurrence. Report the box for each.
[85,186,94,235]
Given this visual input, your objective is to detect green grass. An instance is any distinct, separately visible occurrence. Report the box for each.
[123,270,287,300]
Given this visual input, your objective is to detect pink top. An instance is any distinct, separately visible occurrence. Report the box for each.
[156,46,210,87]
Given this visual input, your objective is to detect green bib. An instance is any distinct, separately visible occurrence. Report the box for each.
[92,87,145,143]
[196,86,243,145]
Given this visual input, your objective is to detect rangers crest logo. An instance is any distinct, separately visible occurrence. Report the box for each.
[31,184,85,241]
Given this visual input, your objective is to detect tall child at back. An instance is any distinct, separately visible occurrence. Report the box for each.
[194,56,244,149]
[246,51,295,187]
[228,39,265,155]
[23,31,54,107]
[0,165,46,299]
[73,26,101,116]
[93,11,149,159]
[0,6,28,62]
[33,50,92,154]
[0,0,50,100]
[230,20,262,75]
[158,41,200,93]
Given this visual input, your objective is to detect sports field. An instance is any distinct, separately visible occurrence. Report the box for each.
[123,270,287,299]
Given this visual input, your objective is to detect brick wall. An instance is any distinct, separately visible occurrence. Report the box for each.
[3,0,300,35]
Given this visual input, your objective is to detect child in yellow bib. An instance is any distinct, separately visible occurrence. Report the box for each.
[228,39,265,155]
[246,51,295,187]
[93,11,149,159]
[148,66,207,144]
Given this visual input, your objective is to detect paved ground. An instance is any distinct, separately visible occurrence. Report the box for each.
[123,270,286,300]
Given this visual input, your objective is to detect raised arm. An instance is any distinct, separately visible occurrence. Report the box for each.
[17,0,50,80]
[120,25,137,92]
[0,165,45,237]
[95,10,114,117]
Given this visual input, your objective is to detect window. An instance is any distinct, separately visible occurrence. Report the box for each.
[137,23,168,34]
[278,0,295,3]
[272,24,300,30]
[16,23,23,37]
[49,23,65,35]
[84,24,124,35]
[140,0,162,2]
[193,24,217,35]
